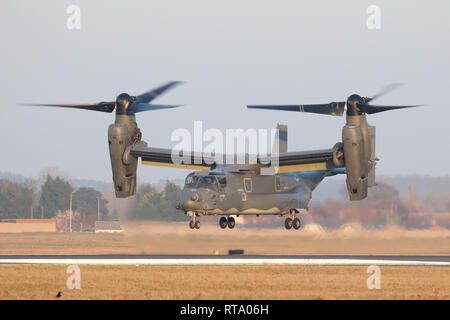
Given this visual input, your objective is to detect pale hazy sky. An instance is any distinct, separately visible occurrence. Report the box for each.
[1,0,449,184]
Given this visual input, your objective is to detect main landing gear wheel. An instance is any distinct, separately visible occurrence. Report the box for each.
[284,217,293,230]
[293,217,301,230]
[227,217,236,229]
[194,220,200,229]
[189,220,195,229]
[219,217,228,229]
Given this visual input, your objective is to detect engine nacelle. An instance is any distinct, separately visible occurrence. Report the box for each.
[342,124,368,200]
[108,115,139,198]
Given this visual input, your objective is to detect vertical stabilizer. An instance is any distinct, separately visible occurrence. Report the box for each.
[272,123,288,153]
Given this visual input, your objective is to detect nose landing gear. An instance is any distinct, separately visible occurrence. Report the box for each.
[189,214,201,230]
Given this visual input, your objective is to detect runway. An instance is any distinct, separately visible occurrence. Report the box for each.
[0,254,449,266]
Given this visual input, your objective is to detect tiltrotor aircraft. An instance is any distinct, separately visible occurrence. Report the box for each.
[22,82,419,230]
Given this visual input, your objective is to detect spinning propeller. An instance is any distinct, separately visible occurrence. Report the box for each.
[19,81,183,115]
[247,83,421,116]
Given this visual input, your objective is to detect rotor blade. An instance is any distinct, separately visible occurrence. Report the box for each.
[136,81,183,104]
[366,83,404,103]
[247,102,346,116]
[359,103,422,114]
[130,103,183,113]
[17,102,116,113]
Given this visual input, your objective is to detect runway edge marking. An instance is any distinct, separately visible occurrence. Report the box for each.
[0,258,449,266]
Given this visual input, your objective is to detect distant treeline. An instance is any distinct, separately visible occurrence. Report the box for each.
[0,171,113,193]
[131,181,187,221]
[309,175,450,202]
[0,175,108,224]
[0,172,186,223]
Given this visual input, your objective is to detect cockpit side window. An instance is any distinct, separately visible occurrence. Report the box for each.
[185,175,199,188]
[218,176,227,193]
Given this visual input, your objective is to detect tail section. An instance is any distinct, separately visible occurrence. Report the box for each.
[272,123,288,153]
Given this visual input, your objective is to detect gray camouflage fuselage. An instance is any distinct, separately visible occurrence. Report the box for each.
[178,168,343,216]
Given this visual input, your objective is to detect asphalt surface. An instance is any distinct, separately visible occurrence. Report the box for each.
[0,254,449,262]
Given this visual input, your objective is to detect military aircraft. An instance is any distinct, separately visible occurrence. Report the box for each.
[21,82,419,230]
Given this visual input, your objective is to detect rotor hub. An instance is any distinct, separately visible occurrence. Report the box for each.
[116,93,134,115]
[346,94,363,116]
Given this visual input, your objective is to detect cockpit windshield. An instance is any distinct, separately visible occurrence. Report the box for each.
[185,175,199,188]
[197,176,219,191]
[185,175,221,191]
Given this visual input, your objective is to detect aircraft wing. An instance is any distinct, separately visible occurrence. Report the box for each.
[258,149,336,173]
[130,145,215,170]
[131,145,337,173]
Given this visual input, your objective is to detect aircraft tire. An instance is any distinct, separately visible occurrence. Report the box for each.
[189,220,195,229]
[293,217,301,230]
[194,220,201,229]
[219,217,228,229]
[285,217,293,230]
[227,217,236,229]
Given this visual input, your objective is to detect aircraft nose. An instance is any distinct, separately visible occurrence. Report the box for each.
[179,191,202,210]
